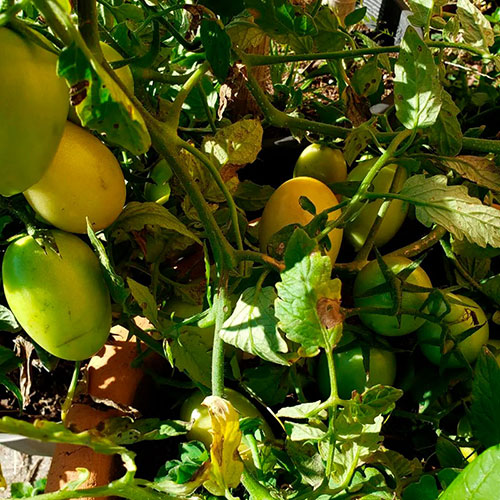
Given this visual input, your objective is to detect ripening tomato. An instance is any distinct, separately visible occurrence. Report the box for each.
[258,177,343,264]
[353,256,432,336]
[2,231,111,361]
[344,160,408,250]
[417,294,489,368]
[0,27,69,196]
[24,121,126,234]
[293,144,347,185]
[180,388,273,457]
[317,335,396,400]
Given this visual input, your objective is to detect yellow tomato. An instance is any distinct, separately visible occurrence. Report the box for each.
[24,121,126,234]
[259,177,343,264]
[0,27,68,196]
[345,161,408,250]
[100,42,134,94]
[293,144,347,184]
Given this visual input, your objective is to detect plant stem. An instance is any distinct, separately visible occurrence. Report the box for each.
[385,226,447,259]
[134,67,194,84]
[60,360,81,424]
[198,81,217,133]
[212,273,229,397]
[241,468,277,500]
[234,250,285,273]
[76,0,103,59]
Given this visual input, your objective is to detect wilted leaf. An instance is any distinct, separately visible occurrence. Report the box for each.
[457,0,494,52]
[394,27,442,129]
[443,156,500,192]
[400,175,500,248]
[220,287,289,365]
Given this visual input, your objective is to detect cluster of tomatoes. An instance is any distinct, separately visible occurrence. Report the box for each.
[258,143,491,399]
[0,27,129,361]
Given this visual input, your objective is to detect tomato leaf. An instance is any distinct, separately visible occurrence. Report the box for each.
[440,156,500,192]
[285,440,325,488]
[469,347,500,448]
[351,58,382,97]
[234,181,274,211]
[284,421,326,441]
[440,444,500,499]
[402,474,439,500]
[0,305,19,332]
[400,174,500,248]
[428,90,462,156]
[277,401,326,419]
[480,274,500,305]
[275,229,343,354]
[345,7,367,27]
[200,20,231,83]
[394,27,442,129]
[58,43,151,155]
[351,385,403,424]
[220,287,290,366]
[406,0,435,28]
[457,0,495,52]
[127,278,159,326]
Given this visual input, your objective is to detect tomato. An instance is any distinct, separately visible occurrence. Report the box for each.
[293,144,347,185]
[180,388,273,455]
[417,294,489,368]
[144,160,172,205]
[24,121,126,234]
[0,27,68,196]
[344,160,408,250]
[100,42,134,94]
[165,300,214,346]
[353,256,432,336]
[258,177,343,264]
[317,335,396,400]
[2,231,111,361]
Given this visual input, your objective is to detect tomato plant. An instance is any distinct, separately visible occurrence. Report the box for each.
[417,293,489,368]
[293,143,347,184]
[23,121,126,233]
[0,27,68,196]
[258,176,343,263]
[353,256,433,336]
[2,231,111,360]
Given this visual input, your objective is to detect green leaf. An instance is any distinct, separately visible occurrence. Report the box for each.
[351,58,382,97]
[457,0,494,52]
[202,119,263,167]
[220,287,290,366]
[277,401,325,419]
[480,274,500,305]
[112,202,201,246]
[469,347,500,448]
[244,0,295,36]
[407,0,435,28]
[351,385,403,424]
[234,181,274,211]
[200,20,231,83]
[275,230,343,354]
[0,374,23,408]
[344,124,372,166]
[400,174,500,248]
[0,304,19,332]
[345,7,367,27]
[58,43,151,155]
[440,444,500,499]
[127,277,158,325]
[242,365,289,406]
[394,27,442,129]
[286,440,325,488]
[87,221,129,305]
[10,479,46,498]
[402,474,439,500]
[436,437,467,468]
[428,90,462,156]
[199,0,245,17]
[284,421,326,441]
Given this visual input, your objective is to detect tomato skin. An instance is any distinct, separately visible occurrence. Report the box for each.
[318,341,396,400]
[345,161,408,250]
[293,144,347,184]
[0,28,69,196]
[417,294,489,368]
[353,256,432,336]
[258,177,343,264]
[180,388,273,454]
[24,121,126,234]
[2,231,111,361]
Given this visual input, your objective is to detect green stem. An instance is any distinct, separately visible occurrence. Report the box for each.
[323,339,339,478]
[60,360,81,424]
[76,0,103,59]
[212,274,229,397]
[385,226,447,259]
[198,81,217,133]
[179,140,244,257]
[234,250,285,273]
[241,468,277,500]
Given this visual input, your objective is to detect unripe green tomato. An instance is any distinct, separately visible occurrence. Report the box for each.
[165,300,214,347]
[144,160,173,205]
[180,388,273,457]
[0,27,69,196]
[293,144,347,184]
[353,256,432,336]
[2,231,111,360]
[24,121,126,234]
[417,294,489,368]
[259,177,343,264]
[345,161,408,250]
[317,340,396,400]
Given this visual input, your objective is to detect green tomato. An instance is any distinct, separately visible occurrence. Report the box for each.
[344,160,408,250]
[165,300,214,347]
[318,338,396,400]
[417,294,489,368]
[144,160,173,205]
[0,27,69,196]
[293,144,347,184]
[2,231,111,361]
[180,388,273,456]
[353,256,432,336]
